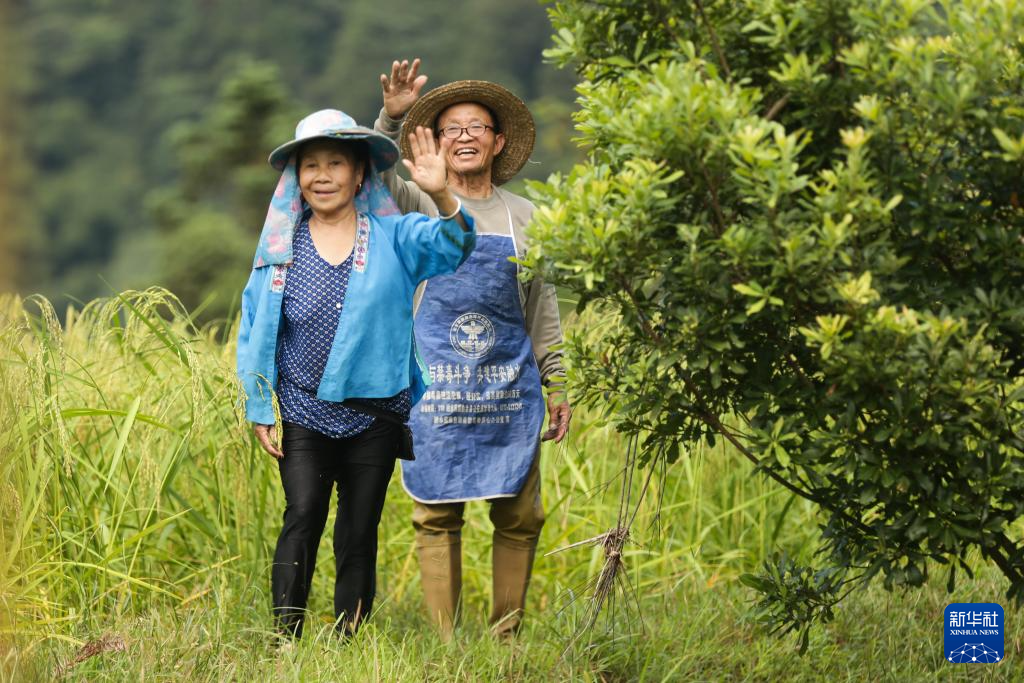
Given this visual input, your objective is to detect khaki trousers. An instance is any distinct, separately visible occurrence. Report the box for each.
[413,449,545,638]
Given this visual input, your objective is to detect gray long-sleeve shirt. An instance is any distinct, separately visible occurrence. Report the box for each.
[374,108,565,386]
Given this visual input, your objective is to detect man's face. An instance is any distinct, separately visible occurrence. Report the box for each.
[436,102,505,178]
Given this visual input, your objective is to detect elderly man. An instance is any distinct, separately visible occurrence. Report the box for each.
[375,58,570,639]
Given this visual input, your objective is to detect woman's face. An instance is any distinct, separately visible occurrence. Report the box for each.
[297,140,364,218]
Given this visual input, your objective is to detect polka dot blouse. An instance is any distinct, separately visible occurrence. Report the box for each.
[277,215,411,438]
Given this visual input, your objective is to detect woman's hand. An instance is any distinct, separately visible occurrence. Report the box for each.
[402,126,450,196]
[381,58,427,119]
[254,423,283,459]
[404,126,469,230]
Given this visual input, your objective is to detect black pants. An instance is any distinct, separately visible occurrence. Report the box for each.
[271,420,398,638]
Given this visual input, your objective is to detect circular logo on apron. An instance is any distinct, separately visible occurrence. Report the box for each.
[450,312,496,359]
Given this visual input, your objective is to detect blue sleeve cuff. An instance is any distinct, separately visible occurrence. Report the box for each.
[242,374,276,424]
[446,208,476,267]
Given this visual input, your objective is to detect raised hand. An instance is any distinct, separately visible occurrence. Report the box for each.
[403,126,450,197]
[380,58,428,119]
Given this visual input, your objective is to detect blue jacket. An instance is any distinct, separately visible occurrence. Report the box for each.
[237,210,476,424]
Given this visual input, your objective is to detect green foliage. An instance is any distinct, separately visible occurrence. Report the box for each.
[148,61,297,321]
[526,0,1024,640]
[741,554,844,654]
[158,211,254,320]
[162,61,296,227]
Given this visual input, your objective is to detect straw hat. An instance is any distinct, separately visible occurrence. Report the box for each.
[400,80,535,185]
[269,109,400,172]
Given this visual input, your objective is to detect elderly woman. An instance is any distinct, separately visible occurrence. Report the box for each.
[237,109,474,639]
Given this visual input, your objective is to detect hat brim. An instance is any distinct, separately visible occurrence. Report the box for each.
[268,127,400,172]
[400,81,535,185]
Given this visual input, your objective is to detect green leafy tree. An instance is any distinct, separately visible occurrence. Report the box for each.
[0,1,36,294]
[525,0,1024,647]
[149,61,298,322]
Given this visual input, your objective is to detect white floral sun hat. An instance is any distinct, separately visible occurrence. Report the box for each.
[268,108,400,172]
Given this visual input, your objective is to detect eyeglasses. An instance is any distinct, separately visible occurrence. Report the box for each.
[438,123,495,139]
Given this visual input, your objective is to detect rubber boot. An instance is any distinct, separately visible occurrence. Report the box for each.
[489,538,536,638]
[416,533,461,642]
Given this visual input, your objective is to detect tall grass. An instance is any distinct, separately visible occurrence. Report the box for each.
[1,290,1015,680]
[2,291,267,629]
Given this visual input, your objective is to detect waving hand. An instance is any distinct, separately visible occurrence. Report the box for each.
[403,126,468,230]
[403,126,450,196]
[381,58,428,119]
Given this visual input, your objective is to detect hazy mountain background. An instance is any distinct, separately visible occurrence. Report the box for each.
[3,0,580,318]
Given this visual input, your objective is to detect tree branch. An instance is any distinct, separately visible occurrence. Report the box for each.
[667,364,877,537]
[693,0,731,80]
[764,93,791,122]
[982,538,1024,593]
[699,160,727,235]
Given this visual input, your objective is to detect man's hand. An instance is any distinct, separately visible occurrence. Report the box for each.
[542,393,571,443]
[381,58,428,119]
[254,423,283,459]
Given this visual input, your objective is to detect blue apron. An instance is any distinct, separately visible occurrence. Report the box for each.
[402,227,545,503]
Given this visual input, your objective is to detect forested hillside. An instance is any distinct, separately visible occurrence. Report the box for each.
[8,0,578,316]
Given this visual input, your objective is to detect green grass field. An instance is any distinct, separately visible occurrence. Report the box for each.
[1,290,1020,681]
